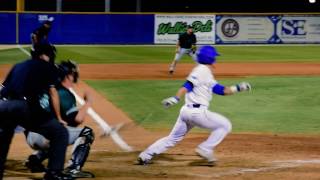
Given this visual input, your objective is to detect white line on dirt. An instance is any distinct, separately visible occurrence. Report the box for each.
[184,159,320,178]
[17,45,31,56]
[90,149,110,152]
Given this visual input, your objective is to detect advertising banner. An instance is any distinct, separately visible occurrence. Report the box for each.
[277,16,320,43]
[216,16,278,44]
[155,15,215,44]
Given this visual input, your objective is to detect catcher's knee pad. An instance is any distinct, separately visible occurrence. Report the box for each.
[79,126,94,144]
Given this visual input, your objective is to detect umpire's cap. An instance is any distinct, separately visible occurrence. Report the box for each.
[196,45,220,65]
[32,44,57,63]
[58,60,79,83]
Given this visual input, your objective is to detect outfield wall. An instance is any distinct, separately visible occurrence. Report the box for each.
[0,12,319,44]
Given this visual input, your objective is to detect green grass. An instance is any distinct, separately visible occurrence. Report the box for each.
[0,48,30,64]
[0,45,320,64]
[86,76,320,134]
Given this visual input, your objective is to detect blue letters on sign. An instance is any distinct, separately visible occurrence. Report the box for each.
[281,20,306,36]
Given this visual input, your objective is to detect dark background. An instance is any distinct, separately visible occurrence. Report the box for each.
[1,0,319,12]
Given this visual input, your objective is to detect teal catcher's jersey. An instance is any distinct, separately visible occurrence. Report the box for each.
[57,86,79,127]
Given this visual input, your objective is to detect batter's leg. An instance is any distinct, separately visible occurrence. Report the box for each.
[139,113,193,162]
[193,110,232,160]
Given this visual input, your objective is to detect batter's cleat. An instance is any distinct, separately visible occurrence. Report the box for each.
[25,154,46,173]
[43,171,75,180]
[136,157,151,165]
[195,147,217,163]
[169,70,174,75]
[64,168,95,178]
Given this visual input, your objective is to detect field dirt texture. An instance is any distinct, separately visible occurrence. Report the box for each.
[3,63,320,180]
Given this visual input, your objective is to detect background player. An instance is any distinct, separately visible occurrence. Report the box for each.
[169,26,197,74]
[138,45,251,165]
[24,60,95,178]
[31,19,53,56]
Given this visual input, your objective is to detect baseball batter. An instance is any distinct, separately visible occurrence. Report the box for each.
[169,26,197,74]
[138,45,251,164]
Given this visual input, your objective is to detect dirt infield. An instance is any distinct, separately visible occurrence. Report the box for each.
[3,63,320,179]
[2,63,320,80]
[0,45,16,51]
[78,63,320,79]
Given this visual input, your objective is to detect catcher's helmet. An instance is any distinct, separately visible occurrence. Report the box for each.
[196,45,220,65]
[58,60,79,83]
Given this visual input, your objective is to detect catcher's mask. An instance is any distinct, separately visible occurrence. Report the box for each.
[58,60,79,83]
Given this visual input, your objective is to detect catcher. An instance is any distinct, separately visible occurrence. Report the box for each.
[24,60,95,178]
[169,25,197,74]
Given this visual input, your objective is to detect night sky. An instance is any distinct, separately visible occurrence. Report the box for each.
[0,0,319,12]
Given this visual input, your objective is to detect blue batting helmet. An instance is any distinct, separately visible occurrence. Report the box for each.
[196,45,220,65]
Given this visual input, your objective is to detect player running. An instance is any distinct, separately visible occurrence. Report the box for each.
[24,60,95,178]
[169,26,197,74]
[138,45,251,165]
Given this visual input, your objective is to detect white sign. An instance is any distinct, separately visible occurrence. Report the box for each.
[277,16,320,43]
[216,16,275,43]
[154,15,215,44]
[38,15,54,22]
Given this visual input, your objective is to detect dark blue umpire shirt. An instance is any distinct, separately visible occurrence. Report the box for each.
[1,58,59,125]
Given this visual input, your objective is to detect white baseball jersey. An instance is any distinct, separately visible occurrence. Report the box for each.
[139,64,231,163]
[185,64,218,107]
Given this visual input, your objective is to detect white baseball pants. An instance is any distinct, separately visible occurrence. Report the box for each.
[174,48,197,61]
[139,105,232,160]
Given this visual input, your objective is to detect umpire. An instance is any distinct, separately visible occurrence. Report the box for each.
[0,44,73,180]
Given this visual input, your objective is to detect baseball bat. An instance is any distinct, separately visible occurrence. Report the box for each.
[69,88,133,152]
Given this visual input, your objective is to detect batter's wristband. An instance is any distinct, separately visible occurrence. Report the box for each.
[230,85,240,93]
[174,96,180,101]
[236,84,241,91]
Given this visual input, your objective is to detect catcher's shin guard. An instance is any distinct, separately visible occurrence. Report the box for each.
[68,126,94,170]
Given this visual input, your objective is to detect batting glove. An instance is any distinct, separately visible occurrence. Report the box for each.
[230,82,252,93]
[162,96,180,108]
[237,82,252,92]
